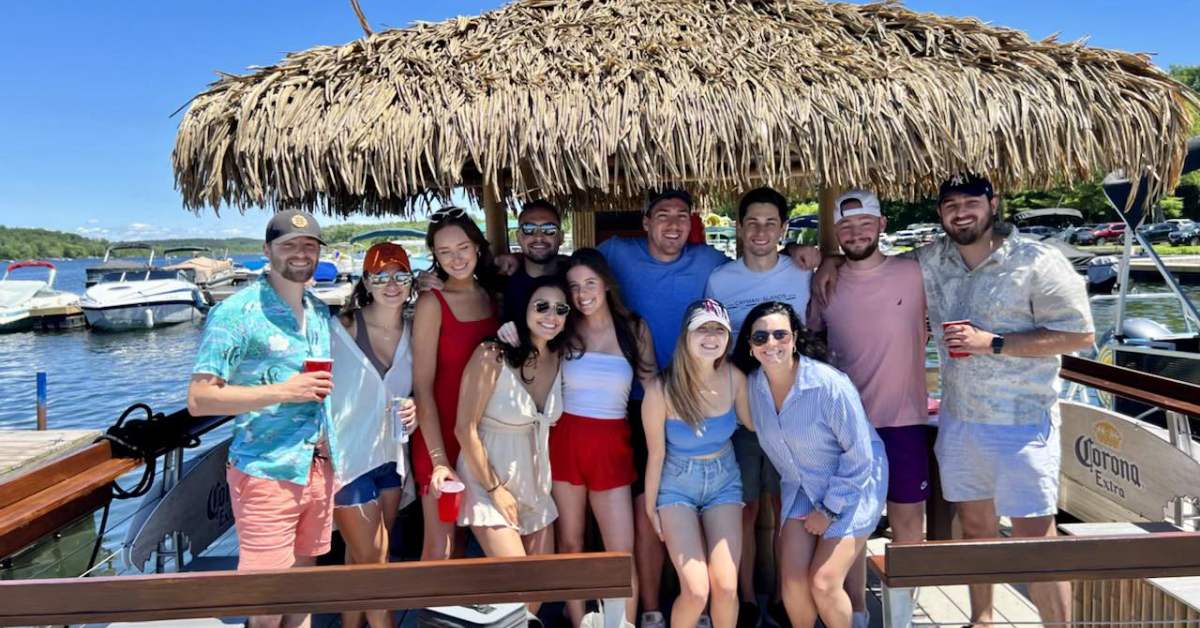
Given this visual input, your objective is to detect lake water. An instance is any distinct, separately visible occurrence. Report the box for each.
[0,255,1196,579]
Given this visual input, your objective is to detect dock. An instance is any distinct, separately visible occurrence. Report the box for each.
[0,429,100,481]
[27,303,87,331]
[1127,254,1200,284]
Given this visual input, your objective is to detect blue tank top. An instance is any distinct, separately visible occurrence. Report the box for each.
[665,408,738,457]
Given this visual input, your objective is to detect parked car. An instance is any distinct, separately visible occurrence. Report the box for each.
[1166,218,1196,233]
[891,229,918,247]
[1059,225,1097,245]
[1168,223,1200,246]
[1019,225,1057,238]
[1136,222,1175,244]
[1091,222,1126,246]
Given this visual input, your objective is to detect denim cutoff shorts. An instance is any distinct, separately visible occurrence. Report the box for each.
[657,446,743,512]
[334,462,404,507]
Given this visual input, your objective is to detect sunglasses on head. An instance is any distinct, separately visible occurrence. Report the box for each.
[430,207,467,224]
[367,271,413,287]
[750,329,793,346]
[533,300,571,316]
[519,222,559,237]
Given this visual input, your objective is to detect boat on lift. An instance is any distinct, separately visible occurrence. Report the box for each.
[80,245,208,331]
[0,261,82,333]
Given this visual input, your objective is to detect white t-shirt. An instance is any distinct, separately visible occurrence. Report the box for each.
[705,256,812,340]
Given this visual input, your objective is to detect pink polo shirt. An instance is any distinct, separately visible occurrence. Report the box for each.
[808,256,929,429]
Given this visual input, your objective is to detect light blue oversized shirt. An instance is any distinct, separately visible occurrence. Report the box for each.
[192,276,335,485]
[748,356,887,538]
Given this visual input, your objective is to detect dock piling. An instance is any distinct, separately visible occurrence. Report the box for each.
[35,372,47,431]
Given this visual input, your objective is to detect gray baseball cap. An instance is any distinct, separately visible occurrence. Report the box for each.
[265,210,326,245]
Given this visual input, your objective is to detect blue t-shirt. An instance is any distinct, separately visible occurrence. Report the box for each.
[192,276,334,485]
[598,237,729,396]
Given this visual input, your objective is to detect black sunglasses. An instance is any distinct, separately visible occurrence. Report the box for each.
[367,271,413,287]
[520,222,559,237]
[430,207,467,223]
[750,329,793,346]
[533,300,570,316]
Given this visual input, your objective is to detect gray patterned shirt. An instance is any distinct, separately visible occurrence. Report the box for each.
[914,224,1093,426]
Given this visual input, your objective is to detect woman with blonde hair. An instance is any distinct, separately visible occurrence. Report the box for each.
[643,298,749,628]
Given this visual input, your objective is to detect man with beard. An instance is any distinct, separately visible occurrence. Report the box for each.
[188,210,337,628]
[807,190,929,628]
[920,174,1093,626]
[705,187,809,628]
[502,200,567,323]
[815,175,1093,626]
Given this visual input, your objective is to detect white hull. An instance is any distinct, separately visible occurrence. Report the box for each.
[81,279,205,331]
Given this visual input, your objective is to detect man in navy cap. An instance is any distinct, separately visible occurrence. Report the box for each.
[188,209,338,628]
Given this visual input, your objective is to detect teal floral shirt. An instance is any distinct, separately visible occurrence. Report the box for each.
[193,276,336,485]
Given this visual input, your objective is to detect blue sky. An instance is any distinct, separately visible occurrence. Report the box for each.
[0,1,1193,241]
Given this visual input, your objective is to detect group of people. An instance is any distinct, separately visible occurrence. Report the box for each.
[187,173,1094,628]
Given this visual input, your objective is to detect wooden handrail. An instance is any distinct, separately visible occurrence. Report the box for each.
[0,552,633,626]
[876,532,1200,588]
[1061,355,1200,417]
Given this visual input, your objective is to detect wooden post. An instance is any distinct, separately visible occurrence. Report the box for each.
[818,186,840,256]
[35,373,46,431]
[483,183,508,257]
[572,208,596,249]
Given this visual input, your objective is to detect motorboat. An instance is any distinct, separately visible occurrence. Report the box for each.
[161,247,235,290]
[84,243,156,288]
[81,246,207,331]
[0,261,82,333]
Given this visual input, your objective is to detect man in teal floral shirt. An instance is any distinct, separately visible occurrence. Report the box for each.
[188,210,334,628]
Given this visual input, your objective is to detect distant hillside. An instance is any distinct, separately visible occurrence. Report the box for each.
[0,226,109,260]
[0,220,437,261]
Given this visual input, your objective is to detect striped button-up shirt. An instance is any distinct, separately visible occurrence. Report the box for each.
[748,357,887,538]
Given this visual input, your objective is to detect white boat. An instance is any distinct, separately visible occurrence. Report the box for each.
[161,247,236,290]
[81,246,207,331]
[0,261,81,333]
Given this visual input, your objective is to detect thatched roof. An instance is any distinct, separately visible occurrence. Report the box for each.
[173,0,1198,216]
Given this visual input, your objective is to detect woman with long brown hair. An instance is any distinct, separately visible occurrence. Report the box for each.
[411,207,501,560]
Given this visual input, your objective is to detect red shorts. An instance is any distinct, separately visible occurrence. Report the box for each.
[550,412,635,491]
[227,457,334,570]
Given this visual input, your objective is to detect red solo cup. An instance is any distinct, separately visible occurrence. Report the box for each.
[438,480,466,523]
[941,320,971,359]
[302,358,333,373]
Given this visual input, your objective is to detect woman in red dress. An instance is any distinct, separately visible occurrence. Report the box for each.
[411,207,501,559]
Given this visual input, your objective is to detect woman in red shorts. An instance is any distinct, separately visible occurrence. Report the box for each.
[555,248,656,626]
[411,207,500,560]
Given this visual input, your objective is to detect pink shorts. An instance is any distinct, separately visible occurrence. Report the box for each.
[227,457,334,570]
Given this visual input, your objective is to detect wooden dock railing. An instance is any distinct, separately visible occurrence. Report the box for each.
[0,552,633,626]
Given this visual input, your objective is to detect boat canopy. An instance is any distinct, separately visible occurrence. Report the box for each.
[1011,207,1084,226]
[349,228,427,244]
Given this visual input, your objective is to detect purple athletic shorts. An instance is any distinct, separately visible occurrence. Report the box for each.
[875,424,933,504]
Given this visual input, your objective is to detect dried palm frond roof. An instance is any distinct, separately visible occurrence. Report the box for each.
[173,0,1198,216]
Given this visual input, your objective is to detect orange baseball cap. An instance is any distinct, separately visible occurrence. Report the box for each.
[363,242,411,273]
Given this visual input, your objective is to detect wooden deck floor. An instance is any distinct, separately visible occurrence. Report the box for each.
[0,428,99,480]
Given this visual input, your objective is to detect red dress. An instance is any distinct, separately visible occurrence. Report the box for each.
[411,289,499,492]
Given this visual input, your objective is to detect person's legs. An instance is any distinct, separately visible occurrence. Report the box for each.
[287,458,335,628]
[420,490,459,560]
[280,554,319,628]
[701,504,743,628]
[660,506,711,628]
[522,525,558,614]
[334,501,391,628]
[592,485,639,624]
[777,519,818,628]
[956,499,999,626]
[738,499,760,603]
[635,492,666,618]
[1012,515,1070,625]
[731,427,763,609]
[555,481,592,626]
[809,536,866,628]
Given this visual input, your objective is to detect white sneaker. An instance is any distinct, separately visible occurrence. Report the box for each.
[582,611,604,628]
[696,615,713,628]
[641,611,666,628]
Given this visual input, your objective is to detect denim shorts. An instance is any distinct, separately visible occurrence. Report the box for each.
[334,462,404,507]
[656,446,743,513]
[934,412,1061,518]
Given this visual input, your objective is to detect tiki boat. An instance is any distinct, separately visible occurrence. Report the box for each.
[3,0,1200,625]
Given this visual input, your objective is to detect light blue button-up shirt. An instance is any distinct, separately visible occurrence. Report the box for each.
[748,356,887,538]
[193,276,336,485]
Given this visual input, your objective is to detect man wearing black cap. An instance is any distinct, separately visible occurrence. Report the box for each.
[815,175,1093,626]
[188,209,338,628]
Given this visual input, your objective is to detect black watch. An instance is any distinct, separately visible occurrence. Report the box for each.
[991,334,1005,354]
